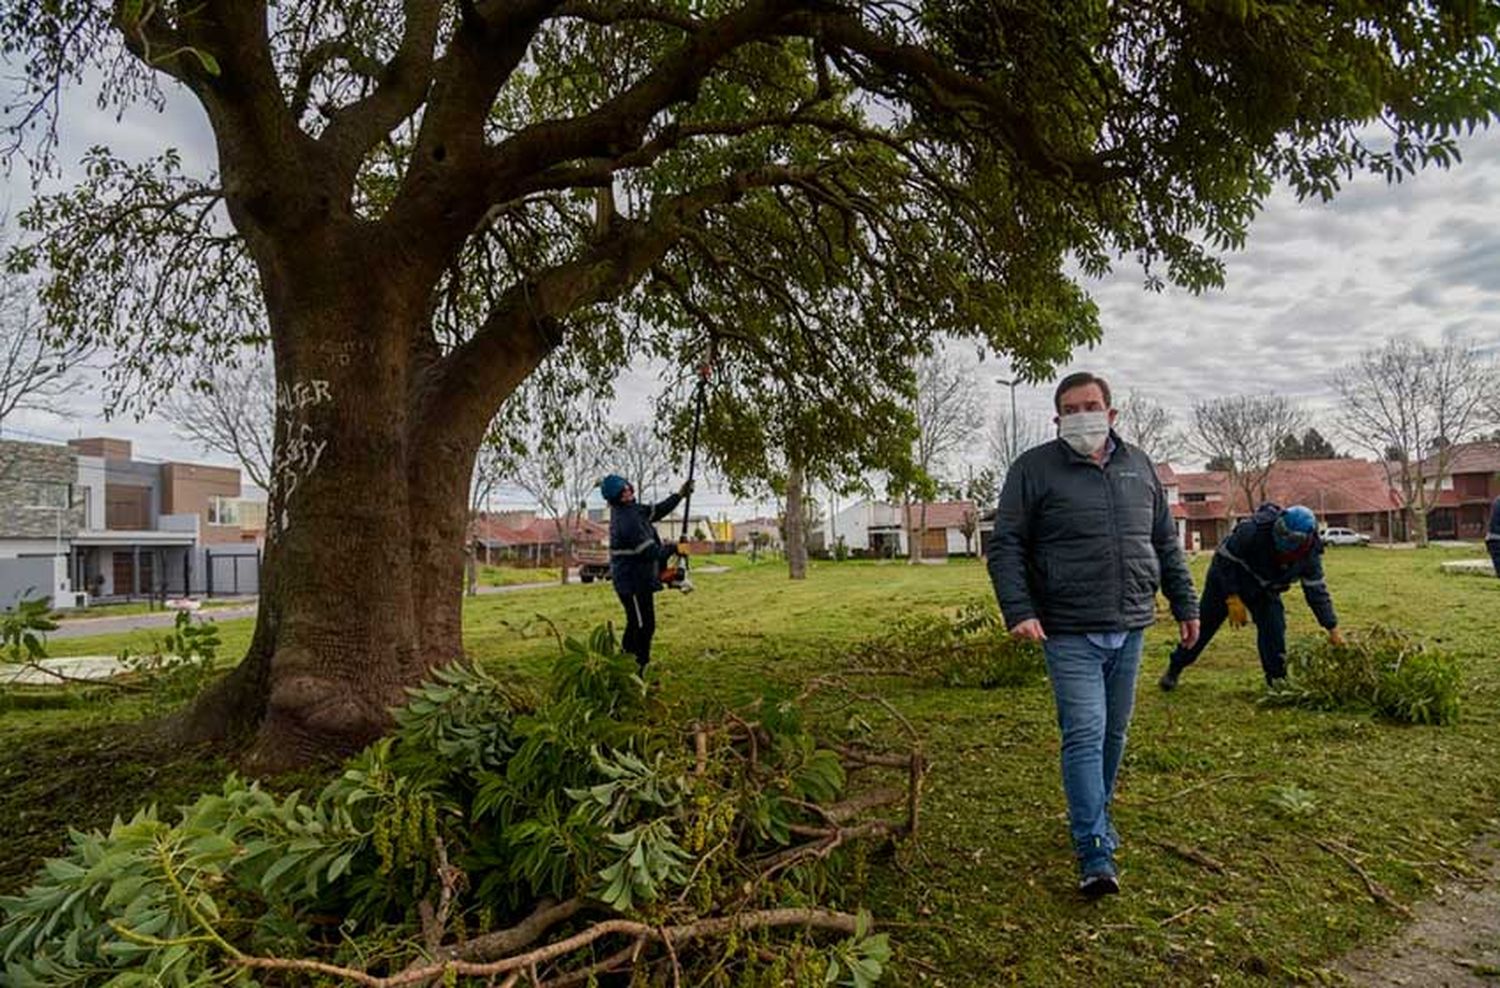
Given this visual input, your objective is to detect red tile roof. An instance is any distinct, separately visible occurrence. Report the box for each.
[1420,441,1500,477]
[1166,460,1401,521]
[1181,501,1228,521]
[470,514,607,547]
[1176,471,1230,496]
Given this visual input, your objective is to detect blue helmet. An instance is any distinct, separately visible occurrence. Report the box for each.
[1273,504,1318,552]
[600,474,630,503]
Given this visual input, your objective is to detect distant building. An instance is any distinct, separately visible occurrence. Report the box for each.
[0,437,263,608]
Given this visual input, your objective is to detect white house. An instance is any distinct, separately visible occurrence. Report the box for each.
[829,499,981,557]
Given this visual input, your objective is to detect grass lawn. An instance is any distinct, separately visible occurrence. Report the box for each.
[4,546,1499,985]
[478,563,560,587]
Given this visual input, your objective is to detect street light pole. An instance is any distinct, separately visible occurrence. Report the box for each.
[995,377,1019,458]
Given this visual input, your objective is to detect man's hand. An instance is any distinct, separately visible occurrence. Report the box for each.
[1226,594,1249,628]
[1179,619,1201,650]
[679,479,695,497]
[675,541,691,557]
[1010,619,1047,641]
[1328,627,1346,647]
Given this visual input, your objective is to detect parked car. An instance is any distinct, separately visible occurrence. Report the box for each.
[1321,527,1371,546]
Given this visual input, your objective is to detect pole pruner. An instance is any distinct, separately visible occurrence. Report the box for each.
[660,358,712,593]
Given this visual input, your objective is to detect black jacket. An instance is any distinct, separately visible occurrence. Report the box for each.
[1208,503,1337,629]
[987,434,1198,633]
[609,493,682,595]
[1488,496,1500,543]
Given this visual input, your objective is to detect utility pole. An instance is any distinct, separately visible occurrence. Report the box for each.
[995,377,1019,458]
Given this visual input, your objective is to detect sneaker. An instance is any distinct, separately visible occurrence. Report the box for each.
[1079,864,1120,899]
[1158,664,1182,692]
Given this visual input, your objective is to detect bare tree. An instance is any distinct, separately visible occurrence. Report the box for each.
[465,441,508,595]
[908,354,982,561]
[0,250,88,429]
[987,409,1052,476]
[1190,395,1305,517]
[164,353,276,492]
[1115,389,1181,465]
[617,421,671,505]
[1332,338,1497,545]
[509,428,611,585]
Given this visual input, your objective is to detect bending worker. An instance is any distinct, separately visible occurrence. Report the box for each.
[601,474,693,673]
[1159,503,1344,691]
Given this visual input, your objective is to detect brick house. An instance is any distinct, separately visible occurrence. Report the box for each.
[1160,458,1403,550]
[1419,442,1500,540]
[470,512,609,567]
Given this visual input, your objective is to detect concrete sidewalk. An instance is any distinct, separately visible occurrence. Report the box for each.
[1,655,129,685]
[50,604,259,639]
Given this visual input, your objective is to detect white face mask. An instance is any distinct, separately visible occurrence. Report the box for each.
[1058,410,1111,456]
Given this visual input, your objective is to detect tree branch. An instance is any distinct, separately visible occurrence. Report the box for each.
[317,0,444,168]
[236,908,864,987]
[787,10,1116,183]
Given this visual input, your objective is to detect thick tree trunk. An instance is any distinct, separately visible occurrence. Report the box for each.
[785,459,808,580]
[171,249,487,773]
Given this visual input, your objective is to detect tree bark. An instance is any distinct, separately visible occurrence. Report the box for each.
[170,242,497,773]
[785,457,808,580]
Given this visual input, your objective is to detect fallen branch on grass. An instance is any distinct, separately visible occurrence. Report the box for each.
[1150,838,1229,874]
[1139,772,1256,805]
[237,908,866,987]
[1314,838,1413,918]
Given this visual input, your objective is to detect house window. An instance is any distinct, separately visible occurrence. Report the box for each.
[208,496,241,526]
[26,481,70,509]
[1183,493,1207,503]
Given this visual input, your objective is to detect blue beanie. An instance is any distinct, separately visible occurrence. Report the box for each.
[601,474,629,503]
[1274,505,1318,552]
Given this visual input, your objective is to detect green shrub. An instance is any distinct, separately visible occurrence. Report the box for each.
[1264,626,1460,725]
[853,600,1046,689]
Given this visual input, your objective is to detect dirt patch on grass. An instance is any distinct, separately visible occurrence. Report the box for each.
[1335,839,1500,986]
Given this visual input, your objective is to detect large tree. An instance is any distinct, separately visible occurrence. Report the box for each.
[1332,337,1497,546]
[7,3,1500,768]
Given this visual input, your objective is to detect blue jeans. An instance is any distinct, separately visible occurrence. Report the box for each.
[1043,630,1145,866]
[1170,564,1289,681]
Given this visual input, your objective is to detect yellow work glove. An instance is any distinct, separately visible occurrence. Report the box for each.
[1226,594,1249,628]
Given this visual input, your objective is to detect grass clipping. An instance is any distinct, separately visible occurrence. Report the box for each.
[850,601,1046,689]
[1263,625,1461,725]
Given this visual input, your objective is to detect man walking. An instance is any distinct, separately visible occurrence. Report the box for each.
[1158,503,1343,691]
[988,372,1200,898]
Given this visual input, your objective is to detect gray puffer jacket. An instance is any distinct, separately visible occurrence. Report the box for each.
[986,434,1197,633]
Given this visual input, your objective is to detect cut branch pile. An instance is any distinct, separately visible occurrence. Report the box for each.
[0,625,920,986]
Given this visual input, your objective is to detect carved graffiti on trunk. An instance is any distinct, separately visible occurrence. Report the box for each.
[276,379,333,412]
[272,380,333,538]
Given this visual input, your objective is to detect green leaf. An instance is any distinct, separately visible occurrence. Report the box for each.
[190,49,221,77]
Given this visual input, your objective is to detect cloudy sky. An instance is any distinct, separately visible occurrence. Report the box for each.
[5,75,1500,519]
